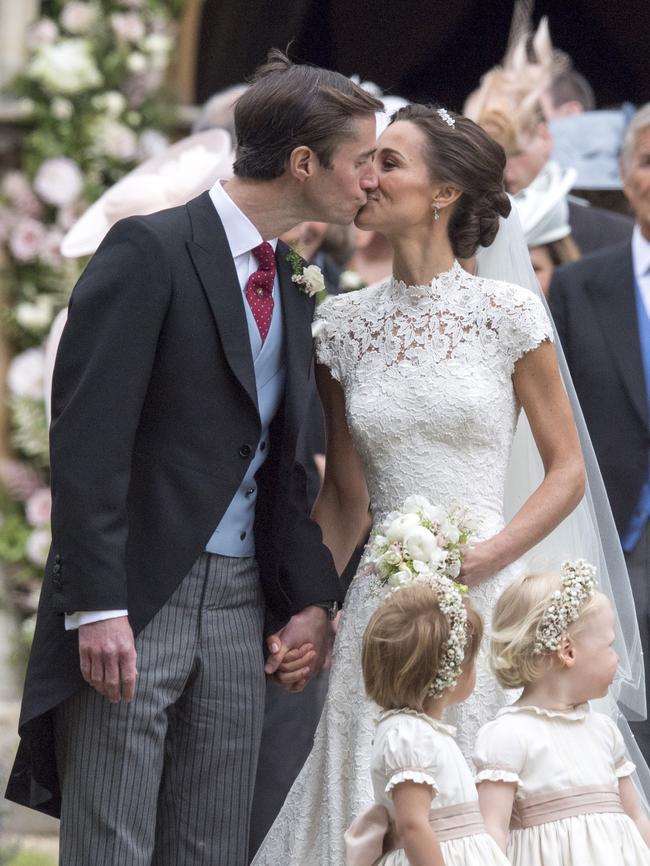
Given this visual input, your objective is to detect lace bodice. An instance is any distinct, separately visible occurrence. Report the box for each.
[314,261,553,535]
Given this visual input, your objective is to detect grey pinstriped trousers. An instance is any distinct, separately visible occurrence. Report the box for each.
[55,553,266,866]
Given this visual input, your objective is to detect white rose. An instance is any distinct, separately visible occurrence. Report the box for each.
[34,157,83,207]
[26,19,59,49]
[40,229,64,268]
[100,121,138,161]
[422,503,447,525]
[52,98,74,120]
[2,171,41,217]
[61,2,97,34]
[403,526,438,562]
[9,218,47,262]
[339,270,364,291]
[385,512,420,543]
[383,546,402,566]
[7,348,45,400]
[300,265,325,296]
[111,12,146,43]
[15,296,54,332]
[387,567,412,589]
[29,39,102,95]
[126,52,148,73]
[402,494,431,514]
[26,527,51,568]
[26,487,52,527]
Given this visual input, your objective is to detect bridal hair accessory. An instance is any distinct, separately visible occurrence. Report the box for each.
[436,108,455,128]
[533,559,597,655]
[424,574,469,696]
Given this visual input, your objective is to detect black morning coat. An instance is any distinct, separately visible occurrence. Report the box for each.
[548,240,649,536]
[5,191,344,817]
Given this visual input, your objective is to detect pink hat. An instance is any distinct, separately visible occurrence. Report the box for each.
[61,128,234,258]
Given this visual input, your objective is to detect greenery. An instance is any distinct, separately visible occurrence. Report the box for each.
[0,0,186,667]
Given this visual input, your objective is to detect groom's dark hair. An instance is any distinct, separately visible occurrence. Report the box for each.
[233,49,382,180]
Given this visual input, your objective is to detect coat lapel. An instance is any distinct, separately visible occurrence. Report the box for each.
[589,243,648,429]
[186,192,259,416]
[276,241,313,436]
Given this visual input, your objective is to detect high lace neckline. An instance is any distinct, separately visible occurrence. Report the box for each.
[388,260,466,300]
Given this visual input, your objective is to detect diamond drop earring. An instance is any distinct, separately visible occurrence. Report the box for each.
[432,202,440,221]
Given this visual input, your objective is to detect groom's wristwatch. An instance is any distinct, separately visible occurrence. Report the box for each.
[312,600,339,620]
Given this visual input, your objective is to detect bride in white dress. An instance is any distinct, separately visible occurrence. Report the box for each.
[251,105,644,865]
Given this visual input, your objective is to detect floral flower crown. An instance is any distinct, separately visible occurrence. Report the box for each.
[389,571,469,697]
[533,559,598,655]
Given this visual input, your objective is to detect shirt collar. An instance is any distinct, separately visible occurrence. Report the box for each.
[208,180,278,259]
[632,223,650,281]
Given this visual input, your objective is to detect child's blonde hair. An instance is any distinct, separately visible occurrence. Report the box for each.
[491,570,606,689]
[362,583,483,712]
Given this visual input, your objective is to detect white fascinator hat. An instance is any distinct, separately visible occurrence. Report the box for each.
[61,127,234,259]
[513,161,577,247]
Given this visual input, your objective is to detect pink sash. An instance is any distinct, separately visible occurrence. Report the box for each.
[344,801,485,866]
[511,784,625,830]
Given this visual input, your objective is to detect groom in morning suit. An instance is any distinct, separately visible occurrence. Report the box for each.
[5,51,381,865]
[548,103,650,759]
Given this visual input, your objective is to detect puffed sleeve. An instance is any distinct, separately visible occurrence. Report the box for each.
[599,714,636,778]
[499,283,555,374]
[378,716,440,797]
[312,294,348,386]
[473,718,527,786]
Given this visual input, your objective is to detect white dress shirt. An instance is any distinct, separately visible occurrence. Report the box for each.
[65,182,279,630]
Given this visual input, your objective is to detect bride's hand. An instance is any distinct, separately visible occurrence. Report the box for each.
[458,541,503,586]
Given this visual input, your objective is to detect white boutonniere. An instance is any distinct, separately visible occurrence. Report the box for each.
[287,248,326,298]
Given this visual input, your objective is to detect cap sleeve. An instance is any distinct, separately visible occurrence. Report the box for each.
[312,295,347,386]
[378,715,440,797]
[499,284,555,373]
[473,717,526,786]
[598,714,636,778]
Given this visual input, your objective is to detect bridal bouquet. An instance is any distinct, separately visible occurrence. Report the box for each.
[369,495,474,593]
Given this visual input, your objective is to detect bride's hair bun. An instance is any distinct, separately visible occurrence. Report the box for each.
[390,104,512,258]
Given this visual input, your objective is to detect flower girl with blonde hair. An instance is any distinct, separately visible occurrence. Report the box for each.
[475,560,650,865]
[345,579,509,866]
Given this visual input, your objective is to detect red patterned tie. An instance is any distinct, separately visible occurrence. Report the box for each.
[245,241,276,343]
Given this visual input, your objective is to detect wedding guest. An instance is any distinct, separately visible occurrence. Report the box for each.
[478,100,632,254]
[344,581,509,866]
[548,102,650,760]
[192,83,248,139]
[476,563,650,864]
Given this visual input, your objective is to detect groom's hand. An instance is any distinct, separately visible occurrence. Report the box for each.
[79,616,137,703]
[265,605,329,691]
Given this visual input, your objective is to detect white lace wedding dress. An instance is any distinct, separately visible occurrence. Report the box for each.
[251,260,554,866]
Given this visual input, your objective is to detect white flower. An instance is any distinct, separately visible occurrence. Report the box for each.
[292,264,325,296]
[15,296,54,333]
[92,90,127,117]
[99,121,138,161]
[26,527,51,568]
[385,512,420,543]
[61,2,97,34]
[26,487,52,527]
[402,494,431,514]
[34,157,84,207]
[440,519,461,544]
[339,269,365,291]
[26,19,59,49]
[7,348,45,400]
[403,526,438,562]
[126,52,148,73]
[9,218,47,262]
[387,567,412,589]
[40,229,65,267]
[143,32,172,69]
[111,11,146,43]
[29,39,102,95]
[52,98,74,120]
